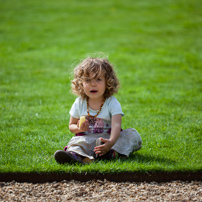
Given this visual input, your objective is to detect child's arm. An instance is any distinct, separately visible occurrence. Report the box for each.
[94,114,122,156]
[69,116,89,134]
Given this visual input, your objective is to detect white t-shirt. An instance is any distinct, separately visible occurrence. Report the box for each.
[69,96,124,135]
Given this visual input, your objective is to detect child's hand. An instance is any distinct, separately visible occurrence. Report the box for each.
[77,120,89,132]
[94,138,114,156]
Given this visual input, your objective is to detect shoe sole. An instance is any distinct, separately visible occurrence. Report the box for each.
[54,150,83,164]
[94,138,104,159]
[96,138,104,147]
[54,150,72,164]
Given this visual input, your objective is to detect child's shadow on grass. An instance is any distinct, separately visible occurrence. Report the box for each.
[127,153,177,165]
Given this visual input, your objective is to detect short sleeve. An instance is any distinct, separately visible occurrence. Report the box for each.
[69,98,80,119]
[108,97,124,117]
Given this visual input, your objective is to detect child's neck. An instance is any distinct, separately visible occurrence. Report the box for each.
[88,97,105,110]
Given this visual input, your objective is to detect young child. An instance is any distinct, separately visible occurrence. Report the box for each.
[54,57,142,164]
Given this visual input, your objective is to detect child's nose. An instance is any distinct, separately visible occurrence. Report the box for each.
[90,80,96,86]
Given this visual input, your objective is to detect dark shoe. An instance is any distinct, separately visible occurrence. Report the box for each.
[54,150,83,164]
[93,138,119,160]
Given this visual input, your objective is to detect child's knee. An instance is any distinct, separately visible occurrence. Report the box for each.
[124,128,142,152]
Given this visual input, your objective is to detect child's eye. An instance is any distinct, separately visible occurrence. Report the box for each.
[85,79,90,82]
[96,78,102,81]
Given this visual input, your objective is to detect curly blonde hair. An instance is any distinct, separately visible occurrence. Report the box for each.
[71,57,120,99]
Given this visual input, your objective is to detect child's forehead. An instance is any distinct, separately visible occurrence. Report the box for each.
[88,72,105,78]
[82,68,105,78]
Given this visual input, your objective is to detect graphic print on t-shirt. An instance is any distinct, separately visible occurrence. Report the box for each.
[86,116,106,134]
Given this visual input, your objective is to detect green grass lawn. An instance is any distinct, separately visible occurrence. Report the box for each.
[0,0,202,174]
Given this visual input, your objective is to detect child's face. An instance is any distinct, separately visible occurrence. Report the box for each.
[83,72,106,101]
